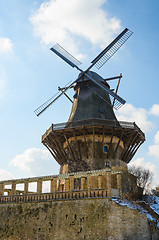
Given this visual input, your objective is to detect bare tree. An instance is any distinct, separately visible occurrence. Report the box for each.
[128,166,153,193]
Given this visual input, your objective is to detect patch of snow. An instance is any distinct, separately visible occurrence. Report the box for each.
[144,196,159,216]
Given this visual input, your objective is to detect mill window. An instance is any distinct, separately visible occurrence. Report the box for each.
[103,145,108,153]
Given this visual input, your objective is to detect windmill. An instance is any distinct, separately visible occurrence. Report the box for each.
[36,28,145,175]
[34,28,133,117]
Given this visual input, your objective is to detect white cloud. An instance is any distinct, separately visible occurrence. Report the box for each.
[150,104,159,117]
[128,158,155,172]
[148,145,159,159]
[154,131,159,144]
[148,130,159,159]
[116,103,152,132]
[0,38,13,54]
[9,148,59,177]
[30,0,121,58]
[0,169,13,181]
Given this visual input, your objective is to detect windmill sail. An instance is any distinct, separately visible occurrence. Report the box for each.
[90,28,133,70]
[50,44,82,68]
[35,28,132,116]
[34,79,76,116]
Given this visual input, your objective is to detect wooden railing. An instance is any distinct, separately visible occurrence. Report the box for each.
[42,119,145,141]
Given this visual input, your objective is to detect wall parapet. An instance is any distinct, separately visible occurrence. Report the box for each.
[0,189,109,204]
[0,168,123,204]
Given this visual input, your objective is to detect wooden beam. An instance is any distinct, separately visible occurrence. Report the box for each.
[63,132,76,161]
[107,129,114,158]
[131,140,143,157]
[126,140,143,163]
[113,73,122,107]
[43,142,55,158]
[124,142,138,163]
[72,129,81,160]
[47,135,64,161]
[93,127,95,158]
[82,127,88,159]
[52,132,68,160]
[50,134,66,161]
[102,128,105,145]
[113,131,124,158]
[120,132,136,160]
[122,134,139,162]
[43,142,62,165]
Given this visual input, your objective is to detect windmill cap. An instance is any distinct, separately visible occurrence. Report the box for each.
[77,71,110,88]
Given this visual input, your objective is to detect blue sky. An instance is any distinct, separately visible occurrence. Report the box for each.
[0,0,159,188]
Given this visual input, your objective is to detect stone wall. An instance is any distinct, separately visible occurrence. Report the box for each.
[0,198,158,240]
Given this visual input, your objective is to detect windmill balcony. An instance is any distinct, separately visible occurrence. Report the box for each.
[42,119,145,174]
